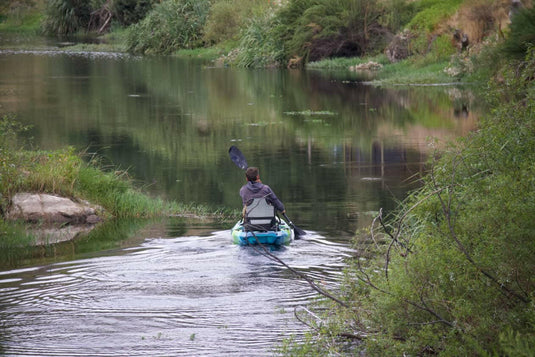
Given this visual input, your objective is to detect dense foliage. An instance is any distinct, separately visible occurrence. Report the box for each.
[41,0,157,35]
[202,0,268,46]
[8,0,521,68]
[111,0,154,27]
[234,0,395,67]
[503,6,535,58]
[41,0,93,35]
[125,0,210,54]
[281,47,535,356]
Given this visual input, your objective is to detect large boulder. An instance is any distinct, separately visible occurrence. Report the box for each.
[7,193,102,224]
[385,31,414,63]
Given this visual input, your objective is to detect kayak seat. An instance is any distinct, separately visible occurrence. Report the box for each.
[244,198,276,231]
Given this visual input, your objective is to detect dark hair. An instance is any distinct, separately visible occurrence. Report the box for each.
[246,167,259,182]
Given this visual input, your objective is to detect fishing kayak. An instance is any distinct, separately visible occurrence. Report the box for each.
[231,218,294,246]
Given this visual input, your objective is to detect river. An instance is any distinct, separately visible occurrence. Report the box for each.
[0,45,482,355]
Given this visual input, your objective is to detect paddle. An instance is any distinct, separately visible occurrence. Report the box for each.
[228,145,306,238]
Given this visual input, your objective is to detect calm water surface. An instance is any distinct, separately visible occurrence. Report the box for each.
[0,219,353,356]
[0,46,483,355]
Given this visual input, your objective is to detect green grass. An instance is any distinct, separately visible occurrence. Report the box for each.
[307,54,390,70]
[373,58,453,85]
[174,46,228,61]
[307,53,454,85]
[0,11,42,33]
[408,0,463,33]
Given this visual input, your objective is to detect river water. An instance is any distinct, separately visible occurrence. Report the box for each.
[0,44,482,355]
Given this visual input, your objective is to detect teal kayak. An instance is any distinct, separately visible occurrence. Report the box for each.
[231,219,294,246]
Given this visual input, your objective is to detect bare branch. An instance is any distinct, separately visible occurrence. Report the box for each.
[247,234,350,308]
[294,306,318,330]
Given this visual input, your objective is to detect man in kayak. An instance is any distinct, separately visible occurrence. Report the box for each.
[239,166,285,216]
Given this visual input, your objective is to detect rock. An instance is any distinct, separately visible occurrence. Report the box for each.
[385,31,413,63]
[287,56,303,69]
[509,0,522,20]
[350,61,383,72]
[7,193,102,224]
[31,225,96,245]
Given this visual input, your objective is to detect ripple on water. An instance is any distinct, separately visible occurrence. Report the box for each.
[0,229,354,356]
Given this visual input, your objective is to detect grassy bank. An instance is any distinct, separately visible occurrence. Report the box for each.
[0,115,236,249]
[307,54,456,85]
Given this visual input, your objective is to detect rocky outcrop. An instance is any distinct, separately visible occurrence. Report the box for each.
[349,61,383,72]
[7,193,102,224]
[385,31,413,63]
[6,193,104,245]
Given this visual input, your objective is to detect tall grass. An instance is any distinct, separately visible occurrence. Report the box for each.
[126,0,211,55]
[232,11,283,68]
[41,0,92,35]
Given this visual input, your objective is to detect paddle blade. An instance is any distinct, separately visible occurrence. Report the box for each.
[282,213,306,239]
[293,225,306,238]
[229,145,248,170]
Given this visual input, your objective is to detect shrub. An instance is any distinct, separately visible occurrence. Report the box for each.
[407,0,463,33]
[203,0,240,45]
[429,33,456,60]
[110,0,155,27]
[232,11,283,68]
[380,0,417,33]
[203,0,267,45]
[0,115,32,210]
[271,0,386,65]
[503,6,535,59]
[126,0,210,55]
[42,0,93,35]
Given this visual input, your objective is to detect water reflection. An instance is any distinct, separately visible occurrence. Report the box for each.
[0,51,481,236]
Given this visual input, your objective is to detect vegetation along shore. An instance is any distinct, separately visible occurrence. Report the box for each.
[1,0,535,354]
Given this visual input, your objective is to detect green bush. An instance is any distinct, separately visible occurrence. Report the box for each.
[42,0,93,35]
[269,0,386,65]
[503,6,535,59]
[203,1,240,44]
[110,0,155,27]
[429,33,456,60]
[0,115,32,210]
[231,11,283,68]
[380,0,417,33]
[126,0,210,55]
[203,0,267,45]
[407,0,463,33]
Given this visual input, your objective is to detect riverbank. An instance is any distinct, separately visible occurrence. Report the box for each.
[0,34,473,87]
[0,115,237,250]
[279,46,535,355]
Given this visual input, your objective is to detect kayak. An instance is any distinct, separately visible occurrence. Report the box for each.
[231,218,294,246]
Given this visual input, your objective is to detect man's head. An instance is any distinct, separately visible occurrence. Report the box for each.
[245,167,259,182]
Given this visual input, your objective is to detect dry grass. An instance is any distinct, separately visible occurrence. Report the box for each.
[442,0,533,45]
